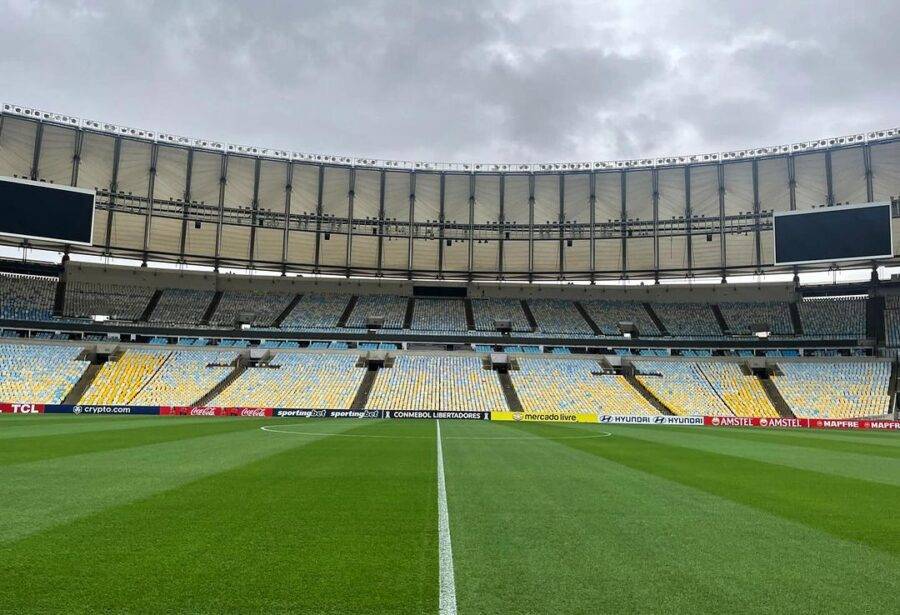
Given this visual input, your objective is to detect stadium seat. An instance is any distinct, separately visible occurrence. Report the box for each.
[366,355,506,411]
[511,358,658,415]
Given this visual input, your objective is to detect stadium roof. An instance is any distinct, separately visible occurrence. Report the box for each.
[1,103,898,281]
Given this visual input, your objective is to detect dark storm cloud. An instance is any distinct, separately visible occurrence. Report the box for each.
[1,0,897,163]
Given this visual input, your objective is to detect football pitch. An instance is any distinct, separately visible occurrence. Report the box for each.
[0,415,897,614]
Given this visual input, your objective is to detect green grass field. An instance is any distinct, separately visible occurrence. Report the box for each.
[0,415,897,614]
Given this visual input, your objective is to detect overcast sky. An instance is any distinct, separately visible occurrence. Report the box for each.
[2,0,898,165]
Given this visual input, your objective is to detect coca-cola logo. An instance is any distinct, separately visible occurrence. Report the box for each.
[238,409,267,417]
[190,408,217,416]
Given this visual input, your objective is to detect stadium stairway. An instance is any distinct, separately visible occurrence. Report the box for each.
[193,357,247,406]
[139,290,163,322]
[53,276,66,317]
[336,296,357,327]
[711,304,729,335]
[789,303,804,335]
[496,370,523,411]
[403,298,415,329]
[274,293,303,328]
[464,299,475,330]
[200,291,223,325]
[350,366,378,409]
[574,301,602,335]
[624,372,674,415]
[759,367,795,418]
[642,303,669,336]
[521,300,538,332]
[62,356,102,405]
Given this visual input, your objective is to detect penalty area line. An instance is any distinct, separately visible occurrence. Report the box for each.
[436,419,458,615]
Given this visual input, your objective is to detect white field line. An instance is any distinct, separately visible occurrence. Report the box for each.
[436,419,458,615]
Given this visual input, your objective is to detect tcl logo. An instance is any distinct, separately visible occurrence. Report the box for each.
[11,404,39,413]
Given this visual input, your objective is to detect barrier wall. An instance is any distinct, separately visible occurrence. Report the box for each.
[1,403,898,430]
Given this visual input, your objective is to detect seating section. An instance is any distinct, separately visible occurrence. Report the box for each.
[773,362,890,418]
[471,299,532,332]
[651,303,722,337]
[210,290,294,327]
[280,293,351,329]
[0,344,88,403]
[0,273,57,321]
[411,299,468,332]
[719,301,794,335]
[211,353,365,408]
[64,282,155,321]
[511,359,657,414]
[527,299,593,335]
[581,300,659,336]
[80,349,169,404]
[696,362,778,417]
[366,355,506,411]
[798,297,866,338]
[633,360,731,416]
[345,295,407,328]
[150,289,215,324]
[131,351,236,406]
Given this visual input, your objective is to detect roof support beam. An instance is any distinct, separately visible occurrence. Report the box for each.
[103,136,123,256]
[70,129,84,188]
[312,165,324,274]
[467,173,476,280]
[345,168,355,276]
[717,163,726,278]
[863,143,874,203]
[29,120,43,181]
[527,174,535,282]
[141,143,159,262]
[558,174,565,279]
[651,169,660,275]
[375,170,386,276]
[438,172,446,279]
[685,166,692,275]
[498,174,506,281]
[620,172,627,277]
[247,157,262,267]
[589,172,596,283]
[407,171,415,280]
[281,162,293,274]
[212,153,227,271]
[824,150,835,206]
[178,149,193,263]
[752,159,762,270]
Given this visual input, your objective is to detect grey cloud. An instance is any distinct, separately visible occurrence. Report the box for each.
[0,0,897,164]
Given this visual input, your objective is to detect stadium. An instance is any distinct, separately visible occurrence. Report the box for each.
[0,97,898,612]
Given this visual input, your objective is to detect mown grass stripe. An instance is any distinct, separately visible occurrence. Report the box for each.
[0,419,265,466]
[440,420,898,615]
[0,418,361,544]
[0,419,438,613]
[519,422,900,555]
[682,426,900,458]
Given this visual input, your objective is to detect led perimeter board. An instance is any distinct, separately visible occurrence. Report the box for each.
[0,176,95,245]
[773,202,893,266]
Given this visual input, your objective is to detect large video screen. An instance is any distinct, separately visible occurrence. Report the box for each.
[0,176,94,245]
[773,202,893,266]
